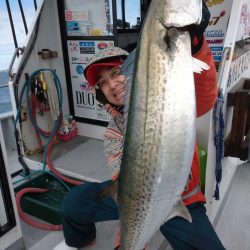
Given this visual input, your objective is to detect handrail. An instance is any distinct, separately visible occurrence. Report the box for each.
[5,0,39,48]
[5,0,41,78]
[5,0,18,48]
[8,47,25,79]
[18,0,28,35]
[34,0,37,10]
[0,111,14,121]
[217,47,231,90]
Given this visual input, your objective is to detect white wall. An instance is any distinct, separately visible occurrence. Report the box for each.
[204,0,250,223]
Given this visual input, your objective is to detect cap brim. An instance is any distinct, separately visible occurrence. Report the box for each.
[85,62,122,86]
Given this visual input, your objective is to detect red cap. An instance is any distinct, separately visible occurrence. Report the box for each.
[85,59,123,86]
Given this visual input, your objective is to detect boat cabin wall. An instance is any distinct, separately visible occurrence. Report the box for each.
[11,0,68,153]
[12,0,110,156]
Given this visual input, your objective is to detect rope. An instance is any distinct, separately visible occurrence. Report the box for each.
[212,88,224,200]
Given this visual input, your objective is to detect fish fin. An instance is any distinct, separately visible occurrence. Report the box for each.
[121,48,136,76]
[192,57,210,74]
[99,180,118,203]
[165,200,192,223]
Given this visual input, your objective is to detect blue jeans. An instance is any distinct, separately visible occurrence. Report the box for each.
[160,202,225,250]
[60,181,225,249]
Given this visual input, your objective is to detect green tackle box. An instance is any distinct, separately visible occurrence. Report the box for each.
[14,173,74,225]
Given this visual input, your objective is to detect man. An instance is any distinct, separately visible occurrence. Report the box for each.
[54,2,225,250]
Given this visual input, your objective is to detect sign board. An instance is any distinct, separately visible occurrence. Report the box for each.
[236,0,250,41]
[205,0,233,61]
[64,0,113,36]
[67,40,115,122]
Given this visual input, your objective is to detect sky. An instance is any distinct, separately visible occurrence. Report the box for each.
[0,0,37,70]
[117,0,141,26]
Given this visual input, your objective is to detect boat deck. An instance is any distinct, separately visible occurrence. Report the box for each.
[9,136,170,249]
[215,162,250,250]
[7,136,250,250]
[18,219,170,250]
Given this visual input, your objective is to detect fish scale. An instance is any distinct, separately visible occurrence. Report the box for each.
[118,0,202,249]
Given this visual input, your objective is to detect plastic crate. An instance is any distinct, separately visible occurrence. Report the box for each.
[14,173,73,225]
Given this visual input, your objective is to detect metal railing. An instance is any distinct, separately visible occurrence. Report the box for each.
[8,47,25,79]
[5,0,38,49]
[217,47,231,90]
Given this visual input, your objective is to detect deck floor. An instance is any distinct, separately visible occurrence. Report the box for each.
[21,220,118,250]
[215,162,250,250]
[19,219,169,250]
[26,135,112,182]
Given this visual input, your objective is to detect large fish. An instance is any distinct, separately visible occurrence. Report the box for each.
[119,0,202,249]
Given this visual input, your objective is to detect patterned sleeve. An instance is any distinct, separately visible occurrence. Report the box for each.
[103,115,124,180]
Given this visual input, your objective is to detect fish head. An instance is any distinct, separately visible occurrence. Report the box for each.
[155,0,202,28]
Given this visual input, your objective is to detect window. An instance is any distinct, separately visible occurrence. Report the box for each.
[116,0,141,30]
[64,0,114,36]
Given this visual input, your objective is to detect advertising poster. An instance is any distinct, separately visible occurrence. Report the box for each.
[64,0,113,36]
[227,1,250,90]
[236,1,250,41]
[67,40,114,122]
[205,0,233,62]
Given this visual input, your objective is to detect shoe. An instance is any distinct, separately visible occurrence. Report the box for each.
[53,240,77,250]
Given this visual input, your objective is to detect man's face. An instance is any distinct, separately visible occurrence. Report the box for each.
[96,66,126,107]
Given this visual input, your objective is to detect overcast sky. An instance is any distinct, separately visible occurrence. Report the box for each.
[0,0,36,70]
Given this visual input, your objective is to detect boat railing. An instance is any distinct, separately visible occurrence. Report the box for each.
[4,0,44,79]
[5,0,38,49]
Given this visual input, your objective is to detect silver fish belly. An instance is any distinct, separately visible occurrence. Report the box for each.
[118,0,202,250]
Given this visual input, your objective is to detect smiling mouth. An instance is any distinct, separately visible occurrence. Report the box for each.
[114,87,125,97]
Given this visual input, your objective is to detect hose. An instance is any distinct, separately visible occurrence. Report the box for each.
[12,10,43,177]
[46,128,82,186]
[14,69,83,230]
[15,68,83,185]
[25,69,62,138]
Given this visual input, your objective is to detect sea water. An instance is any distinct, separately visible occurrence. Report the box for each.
[0,70,12,114]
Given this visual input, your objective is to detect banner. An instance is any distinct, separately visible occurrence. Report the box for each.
[64,0,112,36]
[205,0,233,62]
[236,1,250,41]
[67,40,114,122]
